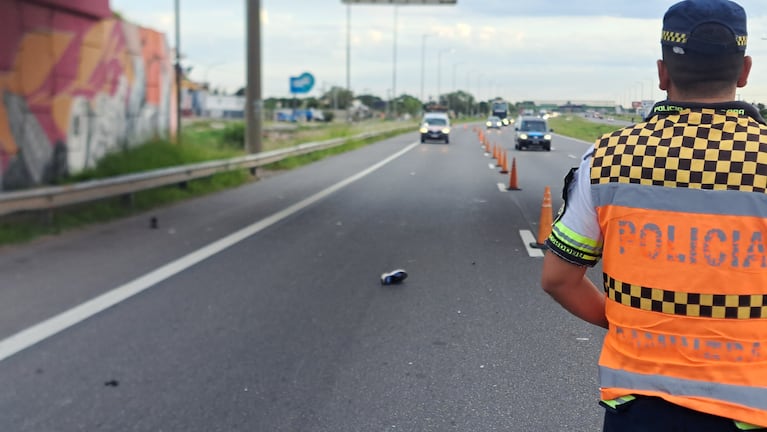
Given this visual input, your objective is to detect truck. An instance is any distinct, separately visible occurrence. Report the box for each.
[490,99,510,126]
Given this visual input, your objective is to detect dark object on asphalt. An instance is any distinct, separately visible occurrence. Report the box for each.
[104,380,119,387]
[150,216,158,229]
[380,269,408,285]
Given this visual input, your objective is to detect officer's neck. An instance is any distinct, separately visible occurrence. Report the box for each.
[665,88,738,104]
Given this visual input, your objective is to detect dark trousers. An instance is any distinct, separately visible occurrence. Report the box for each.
[602,396,766,432]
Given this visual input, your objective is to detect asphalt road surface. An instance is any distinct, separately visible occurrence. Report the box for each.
[0,123,609,431]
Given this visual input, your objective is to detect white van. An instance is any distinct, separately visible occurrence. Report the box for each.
[420,112,451,144]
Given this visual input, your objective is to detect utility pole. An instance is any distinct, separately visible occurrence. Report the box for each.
[420,34,429,104]
[346,4,351,122]
[245,0,262,154]
[391,5,398,117]
[174,0,182,144]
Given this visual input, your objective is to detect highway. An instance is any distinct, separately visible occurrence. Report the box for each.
[0,124,607,431]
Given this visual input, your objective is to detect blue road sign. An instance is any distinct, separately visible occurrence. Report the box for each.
[290,72,315,94]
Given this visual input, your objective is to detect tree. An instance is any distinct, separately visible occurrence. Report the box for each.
[357,94,385,112]
[442,90,475,117]
[304,97,320,109]
[397,94,422,117]
[320,86,354,110]
[756,102,767,120]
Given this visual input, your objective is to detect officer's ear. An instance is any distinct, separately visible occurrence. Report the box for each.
[737,55,752,88]
[657,59,671,92]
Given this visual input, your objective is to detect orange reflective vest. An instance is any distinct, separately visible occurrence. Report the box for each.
[591,104,767,427]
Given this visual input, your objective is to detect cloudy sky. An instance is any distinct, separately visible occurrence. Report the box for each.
[110,0,767,106]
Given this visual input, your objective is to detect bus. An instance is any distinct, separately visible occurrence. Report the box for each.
[491,99,510,126]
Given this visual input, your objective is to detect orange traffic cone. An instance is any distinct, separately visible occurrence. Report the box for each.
[531,186,553,249]
[507,157,520,190]
[499,150,508,174]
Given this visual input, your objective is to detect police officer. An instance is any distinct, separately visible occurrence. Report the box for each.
[540,0,767,430]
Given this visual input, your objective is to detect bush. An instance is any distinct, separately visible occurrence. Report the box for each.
[221,122,245,147]
[322,111,334,122]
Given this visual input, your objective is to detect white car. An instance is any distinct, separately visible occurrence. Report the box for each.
[486,116,502,129]
[420,113,451,144]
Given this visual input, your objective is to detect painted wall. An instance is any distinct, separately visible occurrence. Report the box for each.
[0,0,174,191]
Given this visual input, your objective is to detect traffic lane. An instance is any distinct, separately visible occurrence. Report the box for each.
[489,127,608,428]
[0,128,422,341]
[0,124,603,430]
[487,130,595,236]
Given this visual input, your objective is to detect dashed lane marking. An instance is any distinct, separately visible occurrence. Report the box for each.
[0,141,423,362]
[520,230,545,257]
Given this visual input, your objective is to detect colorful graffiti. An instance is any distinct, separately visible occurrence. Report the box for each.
[0,0,174,191]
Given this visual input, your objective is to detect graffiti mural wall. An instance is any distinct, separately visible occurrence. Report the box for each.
[0,0,174,191]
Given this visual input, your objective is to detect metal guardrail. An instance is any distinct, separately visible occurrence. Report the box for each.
[0,125,415,217]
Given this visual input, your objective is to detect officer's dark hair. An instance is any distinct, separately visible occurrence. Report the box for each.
[662,23,745,97]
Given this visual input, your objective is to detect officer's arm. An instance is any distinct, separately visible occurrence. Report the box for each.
[541,251,607,329]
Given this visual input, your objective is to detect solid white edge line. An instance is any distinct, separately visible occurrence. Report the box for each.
[519,230,545,257]
[0,141,422,362]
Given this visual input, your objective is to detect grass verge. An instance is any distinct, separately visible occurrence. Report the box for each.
[548,115,623,144]
[0,122,414,246]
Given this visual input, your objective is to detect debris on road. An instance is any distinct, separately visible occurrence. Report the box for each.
[380,269,408,285]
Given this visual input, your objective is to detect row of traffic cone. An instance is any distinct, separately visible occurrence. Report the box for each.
[480,133,520,191]
[474,128,551,248]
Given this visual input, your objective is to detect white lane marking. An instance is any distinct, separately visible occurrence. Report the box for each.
[568,154,577,159]
[488,163,496,169]
[519,230,545,257]
[0,141,422,362]
[496,183,507,192]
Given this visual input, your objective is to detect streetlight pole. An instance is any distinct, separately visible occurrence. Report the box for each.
[436,48,452,106]
[466,69,474,116]
[341,0,456,111]
[420,34,430,103]
[346,4,351,95]
[390,5,398,117]
[345,4,352,122]
[452,62,464,92]
[450,61,464,113]
[477,73,484,115]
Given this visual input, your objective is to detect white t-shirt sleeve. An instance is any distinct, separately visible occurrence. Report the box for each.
[544,146,603,267]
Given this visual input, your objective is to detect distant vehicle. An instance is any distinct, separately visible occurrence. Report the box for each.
[490,99,510,126]
[486,116,502,129]
[514,116,553,151]
[422,102,449,114]
[275,109,297,122]
[420,112,451,144]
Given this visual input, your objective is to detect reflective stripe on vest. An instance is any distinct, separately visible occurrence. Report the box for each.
[735,420,767,431]
[600,395,637,409]
[590,107,767,426]
[600,367,767,411]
